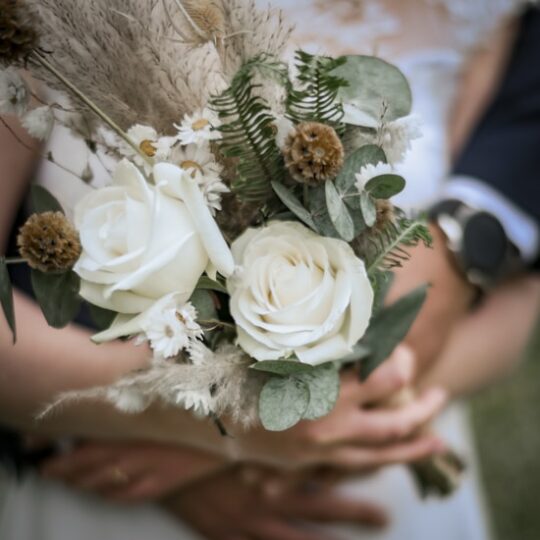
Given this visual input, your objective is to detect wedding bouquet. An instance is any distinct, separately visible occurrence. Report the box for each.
[0,0,462,495]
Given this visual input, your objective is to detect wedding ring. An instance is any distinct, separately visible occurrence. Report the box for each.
[111,466,129,484]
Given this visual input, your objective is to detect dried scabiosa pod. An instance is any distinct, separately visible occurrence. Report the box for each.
[17,211,82,273]
[373,199,396,231]
[0,0,39,65]
[283,121,344,186]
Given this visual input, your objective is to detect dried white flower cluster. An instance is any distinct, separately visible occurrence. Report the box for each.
[355,161,394,191]
[0,68,29,116]
[119,108,229,214]
[379,115,422,165]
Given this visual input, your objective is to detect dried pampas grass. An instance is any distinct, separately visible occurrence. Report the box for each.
[39,345,265,429]
[18,0,293,135]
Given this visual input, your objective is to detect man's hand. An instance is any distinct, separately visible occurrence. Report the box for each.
[167,466,388,540]
[232,346,447,469]
[388,224,477,373]
[40,441,224,502]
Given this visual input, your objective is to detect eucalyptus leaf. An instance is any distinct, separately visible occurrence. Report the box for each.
[325,181,355,242]
[31,270,81,328]
[332,55,412,124]
[88,304,117,331]
[196,276,228,294]
[360,191,377,227]
[251,360,315,376]
[31,185,64,214]
[259,376,310,431]
[335,145,387,208]
[0,257,16,343]
[371,270,395,314]
[271,181,318,232]
[300,363,340,420]
[360,284,428,380]
[308,185,341,239]
[365,174,406,199]
[190,289,217,322]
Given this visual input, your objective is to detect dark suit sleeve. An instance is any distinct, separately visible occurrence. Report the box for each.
[453,7,540,225]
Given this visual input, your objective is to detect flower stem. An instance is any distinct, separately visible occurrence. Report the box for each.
[4,257,25,265]
[31,51,152,167]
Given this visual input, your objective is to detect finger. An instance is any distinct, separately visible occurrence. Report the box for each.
[328,435,445,469]
[72,462,137,493]
[279,491,388,528]
[361,346,416,404]
[40,443,119,480]
[105,475,171,502]
[358,387,448,443]
[249,519,328,540]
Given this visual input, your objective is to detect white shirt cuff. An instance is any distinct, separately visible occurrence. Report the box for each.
[443,176,540,263]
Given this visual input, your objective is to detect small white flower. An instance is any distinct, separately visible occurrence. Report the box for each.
[172,143,229,214]
[0,68,30,117]
[120,124,174,173]
[273,115,295,150]
[175,108,221,146]
[380,115,422,165]
[141,299,204,359]
[21,106,55,140]
[355,162,394,192]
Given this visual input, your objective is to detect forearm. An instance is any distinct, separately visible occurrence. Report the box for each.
[0,291,227,455]
[419,275,540,398]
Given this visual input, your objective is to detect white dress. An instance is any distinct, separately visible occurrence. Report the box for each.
[0,0,530,538]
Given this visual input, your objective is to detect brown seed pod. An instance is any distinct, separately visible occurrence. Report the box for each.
[283,121,344,186]
[0,0,38,66]
[17,211,82,273]
[374,199,396,231]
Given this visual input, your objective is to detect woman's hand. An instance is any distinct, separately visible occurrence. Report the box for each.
[232,346,447,469]
[40,441,224,502]
[167,465,388,540]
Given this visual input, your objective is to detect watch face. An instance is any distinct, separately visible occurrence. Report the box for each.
[462,212,507,276]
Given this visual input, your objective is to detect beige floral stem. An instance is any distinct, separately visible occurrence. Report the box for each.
[4,257,25,265]
[31,51,152,168]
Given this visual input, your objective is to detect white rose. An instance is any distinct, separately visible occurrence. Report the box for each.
[74,160,234,314]
[228,221,373,366]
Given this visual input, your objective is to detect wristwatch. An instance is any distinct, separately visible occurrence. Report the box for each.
[429,199,523,292]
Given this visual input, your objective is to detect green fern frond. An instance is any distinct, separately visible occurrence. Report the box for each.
[358,217,432,274]
[211,55,287,203]
[287,51,348,127]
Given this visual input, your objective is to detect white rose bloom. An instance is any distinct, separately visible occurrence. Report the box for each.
[228,221,373,366]
[74,160,234,315]
[175,108,222,146]
[21,106,55,140]
[355,162,393,192]
[0,68,29,116]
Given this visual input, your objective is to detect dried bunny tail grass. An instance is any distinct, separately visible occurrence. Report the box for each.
[22,0,226,134]
[38,345,265,429]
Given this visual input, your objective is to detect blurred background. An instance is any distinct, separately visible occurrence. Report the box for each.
[472,317,540,540]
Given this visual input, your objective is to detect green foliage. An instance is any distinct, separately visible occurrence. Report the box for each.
[258,362,340,430]
[335,144,387,210]
[211,55,287,203]
[88,304,117,331]
[196,275,228,295]
[359,284,428,379]
[325,180,355,241]
[360,191,377,227]
[365,174,405,199]
[31,270,81,328]
[271,181,319,232]
[364,217,433,273]
[0,257,16,343]
[251,359,315,376]
[371,270,394,314]
[31,185,64,214]
[332,55,412,125]
[259,376,310,431]
[301,363,340,420]
[287,51,348,127]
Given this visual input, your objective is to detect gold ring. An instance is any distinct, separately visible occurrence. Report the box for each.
[111,467,129,484]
